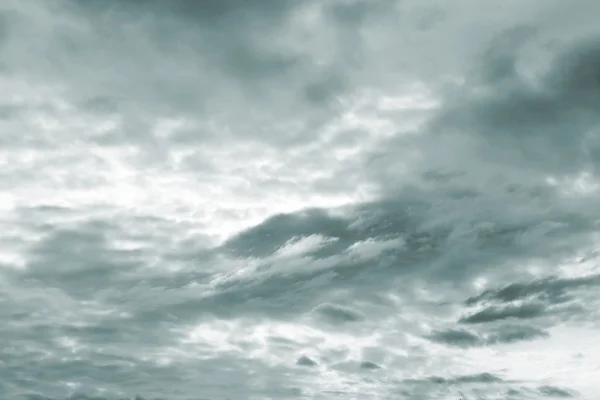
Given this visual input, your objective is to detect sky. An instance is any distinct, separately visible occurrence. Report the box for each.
[1,1,600,399]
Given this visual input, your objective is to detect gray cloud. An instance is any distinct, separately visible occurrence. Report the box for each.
[538,385,575,398]
[220,209,350,259]
[370,30,600,191]
[460,303,547,324]
[427,328,482,348]
[427,324,549,348]
[486,324,549,344]
[458,274,600,327]
[5,0,585,153]
[466,274,600,307]
[4,0,599,243]
[405,372,504,385]
[3,1,600,399]
[296,355,317,367]
[442,35,600,176]
[311,302,364,324]
[218,181,598,296]
[356,20,600,235]
[3,0,386,130]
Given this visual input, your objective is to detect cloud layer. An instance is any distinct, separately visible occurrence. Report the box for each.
[1,0,600,399]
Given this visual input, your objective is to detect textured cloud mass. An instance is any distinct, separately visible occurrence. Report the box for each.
[1,0,600,399]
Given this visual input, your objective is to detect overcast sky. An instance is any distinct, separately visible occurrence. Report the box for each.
[1,1,600,399]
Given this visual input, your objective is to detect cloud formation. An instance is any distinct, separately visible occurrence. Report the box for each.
[427,324,549,348]
[2,0,600,399]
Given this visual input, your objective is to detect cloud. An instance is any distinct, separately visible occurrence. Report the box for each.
[443,34,600,176]
[296,355,317,367]
[2,1,600,399]
[427,324,549,348]
[459,274,600,326]
[5,0,393,126]
[486,324,549,344]
[1,0,417,245]
[220,209,349,258]
[426,328,482,348]
[4,0,599,249]
[405,372,504,385]
[460,302,547,324]
[311,302,364,325]
[538,385,575,398]
[370,30,600,195]
[466,274,600,306]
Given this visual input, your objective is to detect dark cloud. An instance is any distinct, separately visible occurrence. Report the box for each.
[429,31,600,177]
[213,185,599,326]
[311,302,364,324]
[405,372,504,385]
[486,324,549,344]
[459,302,547,324]
[219,184,597,299]
[220,209,350,259]
[191,15,600,325]
[3,2,600,399]
[359,27,600,227]
[0,10,12,49]
[5,0,577,155]
[427,324,549,347]
[459,274,600,327]
[69,0,304,22]
[448,372,504,384]
[427,328,483,348]
[475,26,538,84]
[16,224,134,298]
[538,385,574,398]
[296,355,317,367]
[466,274,600,307]
[359,361,381,370]
[3,0,394,130]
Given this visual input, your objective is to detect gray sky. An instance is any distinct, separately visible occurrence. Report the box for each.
[1,1,600,399]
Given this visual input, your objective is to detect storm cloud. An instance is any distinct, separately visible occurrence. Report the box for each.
[2,0,600,399]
